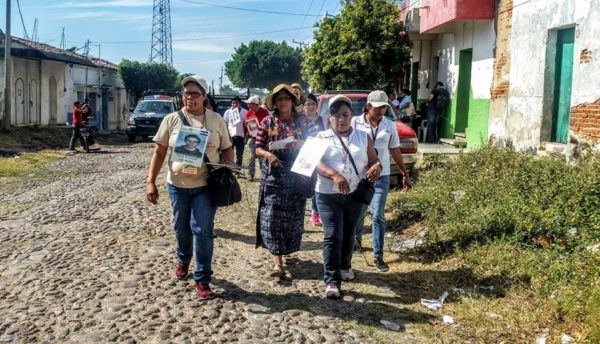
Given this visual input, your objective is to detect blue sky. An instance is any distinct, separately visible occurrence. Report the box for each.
[0,0,344,87]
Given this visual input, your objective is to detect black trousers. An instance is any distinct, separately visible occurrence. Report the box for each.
[232,136,245,167]
[69,125,85,149]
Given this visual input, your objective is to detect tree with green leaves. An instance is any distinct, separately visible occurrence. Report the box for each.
[118,60,179,100]
[225,40,303,90]
[302,0,412,91]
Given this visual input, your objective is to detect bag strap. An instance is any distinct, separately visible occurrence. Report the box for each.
[334,132,360,177]
[177,110,213,172]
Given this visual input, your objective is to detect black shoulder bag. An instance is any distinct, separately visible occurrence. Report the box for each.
[177,111,242,207]
[335,133,374,205]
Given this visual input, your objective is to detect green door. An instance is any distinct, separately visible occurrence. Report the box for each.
[551,28,575,143]
[455,49,473,133]
[410,62,419,105]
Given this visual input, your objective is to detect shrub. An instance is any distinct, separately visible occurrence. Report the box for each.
[391,147,600,248]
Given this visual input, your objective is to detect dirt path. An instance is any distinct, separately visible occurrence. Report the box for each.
[0,141,439,343]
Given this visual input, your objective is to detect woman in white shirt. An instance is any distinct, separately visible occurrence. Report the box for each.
[315,95,381,299]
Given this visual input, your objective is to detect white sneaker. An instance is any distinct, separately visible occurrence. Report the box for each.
[341,269,355,282]
[325,284,340,299]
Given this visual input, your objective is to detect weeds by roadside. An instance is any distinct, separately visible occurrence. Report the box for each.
[388,146,600,341]
[0,151,65,177]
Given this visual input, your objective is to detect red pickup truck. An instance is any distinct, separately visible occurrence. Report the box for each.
[317,92,418,185]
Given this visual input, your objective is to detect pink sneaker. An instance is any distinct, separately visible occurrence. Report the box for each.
[195,283,215,300]
[311,213,322,226]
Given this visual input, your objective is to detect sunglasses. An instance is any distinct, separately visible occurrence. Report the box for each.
[183,91,204,99]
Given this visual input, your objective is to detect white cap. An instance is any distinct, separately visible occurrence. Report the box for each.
[181,75,209,94]
[328,94,352,109]
[367,90,390,108]
[247,95,260,105]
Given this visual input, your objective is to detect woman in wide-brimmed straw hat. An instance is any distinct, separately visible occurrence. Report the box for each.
[254,83,318,278]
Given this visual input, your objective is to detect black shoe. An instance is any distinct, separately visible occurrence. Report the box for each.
[374,257,389,272]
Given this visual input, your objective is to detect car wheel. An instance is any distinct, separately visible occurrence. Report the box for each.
[128,135,136,143]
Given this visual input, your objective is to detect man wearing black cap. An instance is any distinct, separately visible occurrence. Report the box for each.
[223,96,247,167]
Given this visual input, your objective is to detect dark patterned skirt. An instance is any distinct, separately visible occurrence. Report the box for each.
[255,152,306,256]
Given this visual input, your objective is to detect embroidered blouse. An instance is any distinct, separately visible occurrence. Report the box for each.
[255,113,316,153]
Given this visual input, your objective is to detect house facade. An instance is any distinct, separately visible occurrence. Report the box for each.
[488,0,600,152]
[0,33,131,131]
[401,0,496,148]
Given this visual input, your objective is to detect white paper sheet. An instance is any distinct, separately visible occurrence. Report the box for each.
[291,137,328,177]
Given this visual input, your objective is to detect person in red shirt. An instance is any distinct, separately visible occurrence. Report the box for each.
[69,101,86,151]
[245,95,270,181]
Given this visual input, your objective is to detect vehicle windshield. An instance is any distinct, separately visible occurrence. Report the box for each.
[135,101,174,113]
[319,96,368,118]
[318,96,396,120]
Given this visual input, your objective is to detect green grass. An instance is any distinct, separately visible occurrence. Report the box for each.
[0,151,65,177]
[386,147,600,342]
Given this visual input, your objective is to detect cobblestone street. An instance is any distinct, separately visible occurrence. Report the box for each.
[0,142,430,344]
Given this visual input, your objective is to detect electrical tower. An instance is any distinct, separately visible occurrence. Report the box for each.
[150,0,173,65]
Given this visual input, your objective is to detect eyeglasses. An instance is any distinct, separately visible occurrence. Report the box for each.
[183,91,204,99]
[186,139,199,144]
[305,102,317,107]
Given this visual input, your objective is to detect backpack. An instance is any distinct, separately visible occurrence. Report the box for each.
[436,89,449,110]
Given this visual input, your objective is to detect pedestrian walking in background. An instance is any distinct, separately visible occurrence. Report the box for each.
[352,90,411,272]
[223,96,247,167]
[146,75,234,300]
[255,84,316,278]
[315,95,381,299]
[426,81,450,143]
[68,101,85,151]
[291,83,305,114]
[245,95,270,181]
[303,93,326,226]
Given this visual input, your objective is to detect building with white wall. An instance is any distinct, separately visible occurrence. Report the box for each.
[401,0,496,148]
[0,32,131,131]
[488,0,600,152]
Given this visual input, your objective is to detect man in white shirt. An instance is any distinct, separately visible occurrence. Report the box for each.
[223,96,248,167]
[351,90,411,272]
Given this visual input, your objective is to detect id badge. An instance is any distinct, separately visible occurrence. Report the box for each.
[182,165,200,176]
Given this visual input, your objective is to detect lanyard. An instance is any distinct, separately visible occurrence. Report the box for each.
[364,114,380,141]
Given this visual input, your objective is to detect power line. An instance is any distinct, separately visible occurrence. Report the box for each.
[16,0,29,40]
[294,0,315,42]
[176,0,321,17]
[316,0,327,17]
[87,26,313,44]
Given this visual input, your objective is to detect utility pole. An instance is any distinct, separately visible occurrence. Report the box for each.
[292,39,309,49]
[3,0,12,130]
[31,18,38,43]
[219,66,223,93]
[59,27,65,50]
[211,80,215,95]
[84,39,90,101]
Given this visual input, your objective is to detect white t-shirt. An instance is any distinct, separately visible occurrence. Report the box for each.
[315,129,369,194]
[223,107,247,138]
[351,114,400,176]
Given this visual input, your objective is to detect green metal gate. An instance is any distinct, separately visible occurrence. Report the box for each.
[551,28,575,143]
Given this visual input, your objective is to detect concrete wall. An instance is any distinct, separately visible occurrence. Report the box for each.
[40,60,67,125]
[410,19,494,147]
[488,0,600,150]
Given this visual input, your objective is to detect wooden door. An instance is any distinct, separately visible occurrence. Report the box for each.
[15,78,25,125]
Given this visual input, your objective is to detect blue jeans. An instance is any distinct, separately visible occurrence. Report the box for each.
[317,192,364,287]
[426,108,441,143]
[167,183,216,284]
[247,137,263,179]
[311,194,319,215]
[355,175,390,258]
